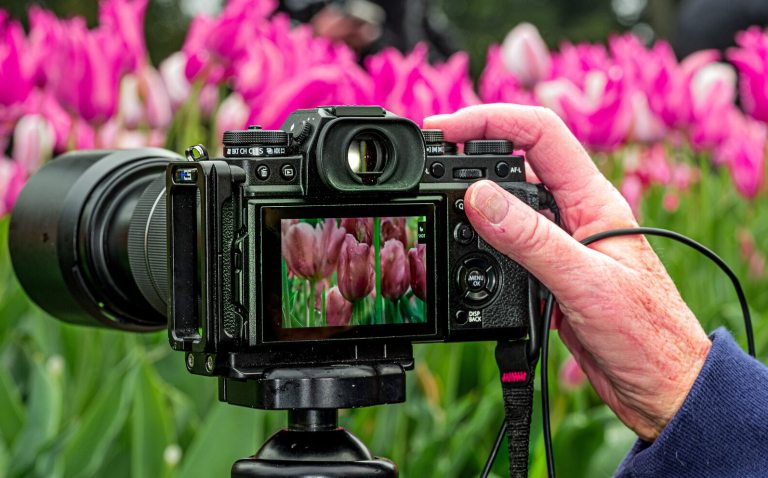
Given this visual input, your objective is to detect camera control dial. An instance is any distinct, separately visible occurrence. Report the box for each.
[223,125,290,158]
[422,129,447,156]
[464,140,514,155]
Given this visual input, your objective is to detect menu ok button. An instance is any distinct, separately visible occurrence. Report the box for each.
[466,269,486,291]
[456,254,499,304]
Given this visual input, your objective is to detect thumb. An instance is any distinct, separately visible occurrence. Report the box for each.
[465,180,608,298]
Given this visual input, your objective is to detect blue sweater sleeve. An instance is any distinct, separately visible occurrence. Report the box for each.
[614,328,768,478]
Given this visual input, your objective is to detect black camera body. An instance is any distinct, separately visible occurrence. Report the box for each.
[163,106,542,382]
[9,106,547,410]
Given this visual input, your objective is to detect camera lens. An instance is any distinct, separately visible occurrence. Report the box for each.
[347,131,389,184]
[9,149,181,331]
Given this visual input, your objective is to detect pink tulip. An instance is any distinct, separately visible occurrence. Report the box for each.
[550,41,611,87]
[245,63,373,129]
[662,192,680,212]
[689,63,738,150]
[634,143,672,186]
[199,84,219,119]
[619,174,643,216]
[282,222,318,279]
[99,0,149,72]
[0,14,34,117]
[140,67,172,128]
[326,286,352,326]
[737,229,766,280]
[728,27,768,123]
[499,23,552,88]
[30,7,124,124]
[0,159,26,217]
[215,93,250,145]
[119,74,143,128]
[609,33,719,130]
[116,66,173,130]
[381,239,411,300]
[381,217,408,247]
[21,90,73,151]
[316,219,347,277]
[159,52,191,110]
[536,69,633,152]
[559,355,586,390]
[715,114,767,198]
[629,91,667,143]
[407,244,427,301]
[282,219,346,280]
[337,234,375,302]
[12,114,54,174]
[478,45,536,105]
[366,44,478,125]
[341,217,373,245]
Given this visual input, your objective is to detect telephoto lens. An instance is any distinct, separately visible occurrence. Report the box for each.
[8,148,182,331]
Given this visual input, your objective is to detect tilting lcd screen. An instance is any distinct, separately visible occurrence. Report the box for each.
[280,216,427,328]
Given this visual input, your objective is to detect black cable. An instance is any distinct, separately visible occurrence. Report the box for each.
[483,226,755,478]
[578,228,755,356]
[481,416,507,478]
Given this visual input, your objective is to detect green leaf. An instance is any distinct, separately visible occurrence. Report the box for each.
[0,367,24,446]
[176,403,262,478]
[9,355,63,477]
[60,365,139,478]
[131,360,174,478]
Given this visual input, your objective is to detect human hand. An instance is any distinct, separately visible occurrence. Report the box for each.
[424,104,712,442]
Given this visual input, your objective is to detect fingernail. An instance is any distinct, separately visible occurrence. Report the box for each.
[422,113,449,126]
[469,182,509,224]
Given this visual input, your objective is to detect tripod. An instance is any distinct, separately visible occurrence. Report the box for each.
[226,362,407,477]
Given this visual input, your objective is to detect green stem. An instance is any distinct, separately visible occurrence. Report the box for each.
[281,260,289,327]
[374,217,382,324]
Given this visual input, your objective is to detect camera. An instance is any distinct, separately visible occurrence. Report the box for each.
[9,105,547,407]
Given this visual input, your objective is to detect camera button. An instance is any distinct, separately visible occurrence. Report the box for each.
[455,310,468,325]
[453,168,484,180]
[256,165,270,180]
[454,198,465,213]
[453,222,475,245]
[280,164,296,181]
[465,289,490,302]
[495,161,511,178]
[429,161,445,178]
[466,268,487,291]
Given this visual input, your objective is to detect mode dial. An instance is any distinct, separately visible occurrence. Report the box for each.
[223,125,290,158]
[421,129,444,144]
[422,129,453,156]
[464,140,514,155]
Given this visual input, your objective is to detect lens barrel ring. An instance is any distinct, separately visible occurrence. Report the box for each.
[127,176,169,315]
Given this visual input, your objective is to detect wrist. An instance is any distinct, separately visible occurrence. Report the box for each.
[643,333,713,441]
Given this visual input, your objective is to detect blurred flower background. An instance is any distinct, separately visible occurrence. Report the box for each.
[0,0,767,477]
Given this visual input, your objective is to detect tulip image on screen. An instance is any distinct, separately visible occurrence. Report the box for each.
[281,216,427,328]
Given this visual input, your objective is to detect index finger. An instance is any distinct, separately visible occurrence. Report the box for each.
[423,104,634,233]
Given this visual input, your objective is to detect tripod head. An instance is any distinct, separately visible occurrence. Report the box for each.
[229,359,410,478]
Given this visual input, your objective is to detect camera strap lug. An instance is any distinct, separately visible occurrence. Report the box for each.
[494,339,537,478]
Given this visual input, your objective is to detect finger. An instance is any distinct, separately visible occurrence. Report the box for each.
[465,180,609,299]
[425,104,635,236]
